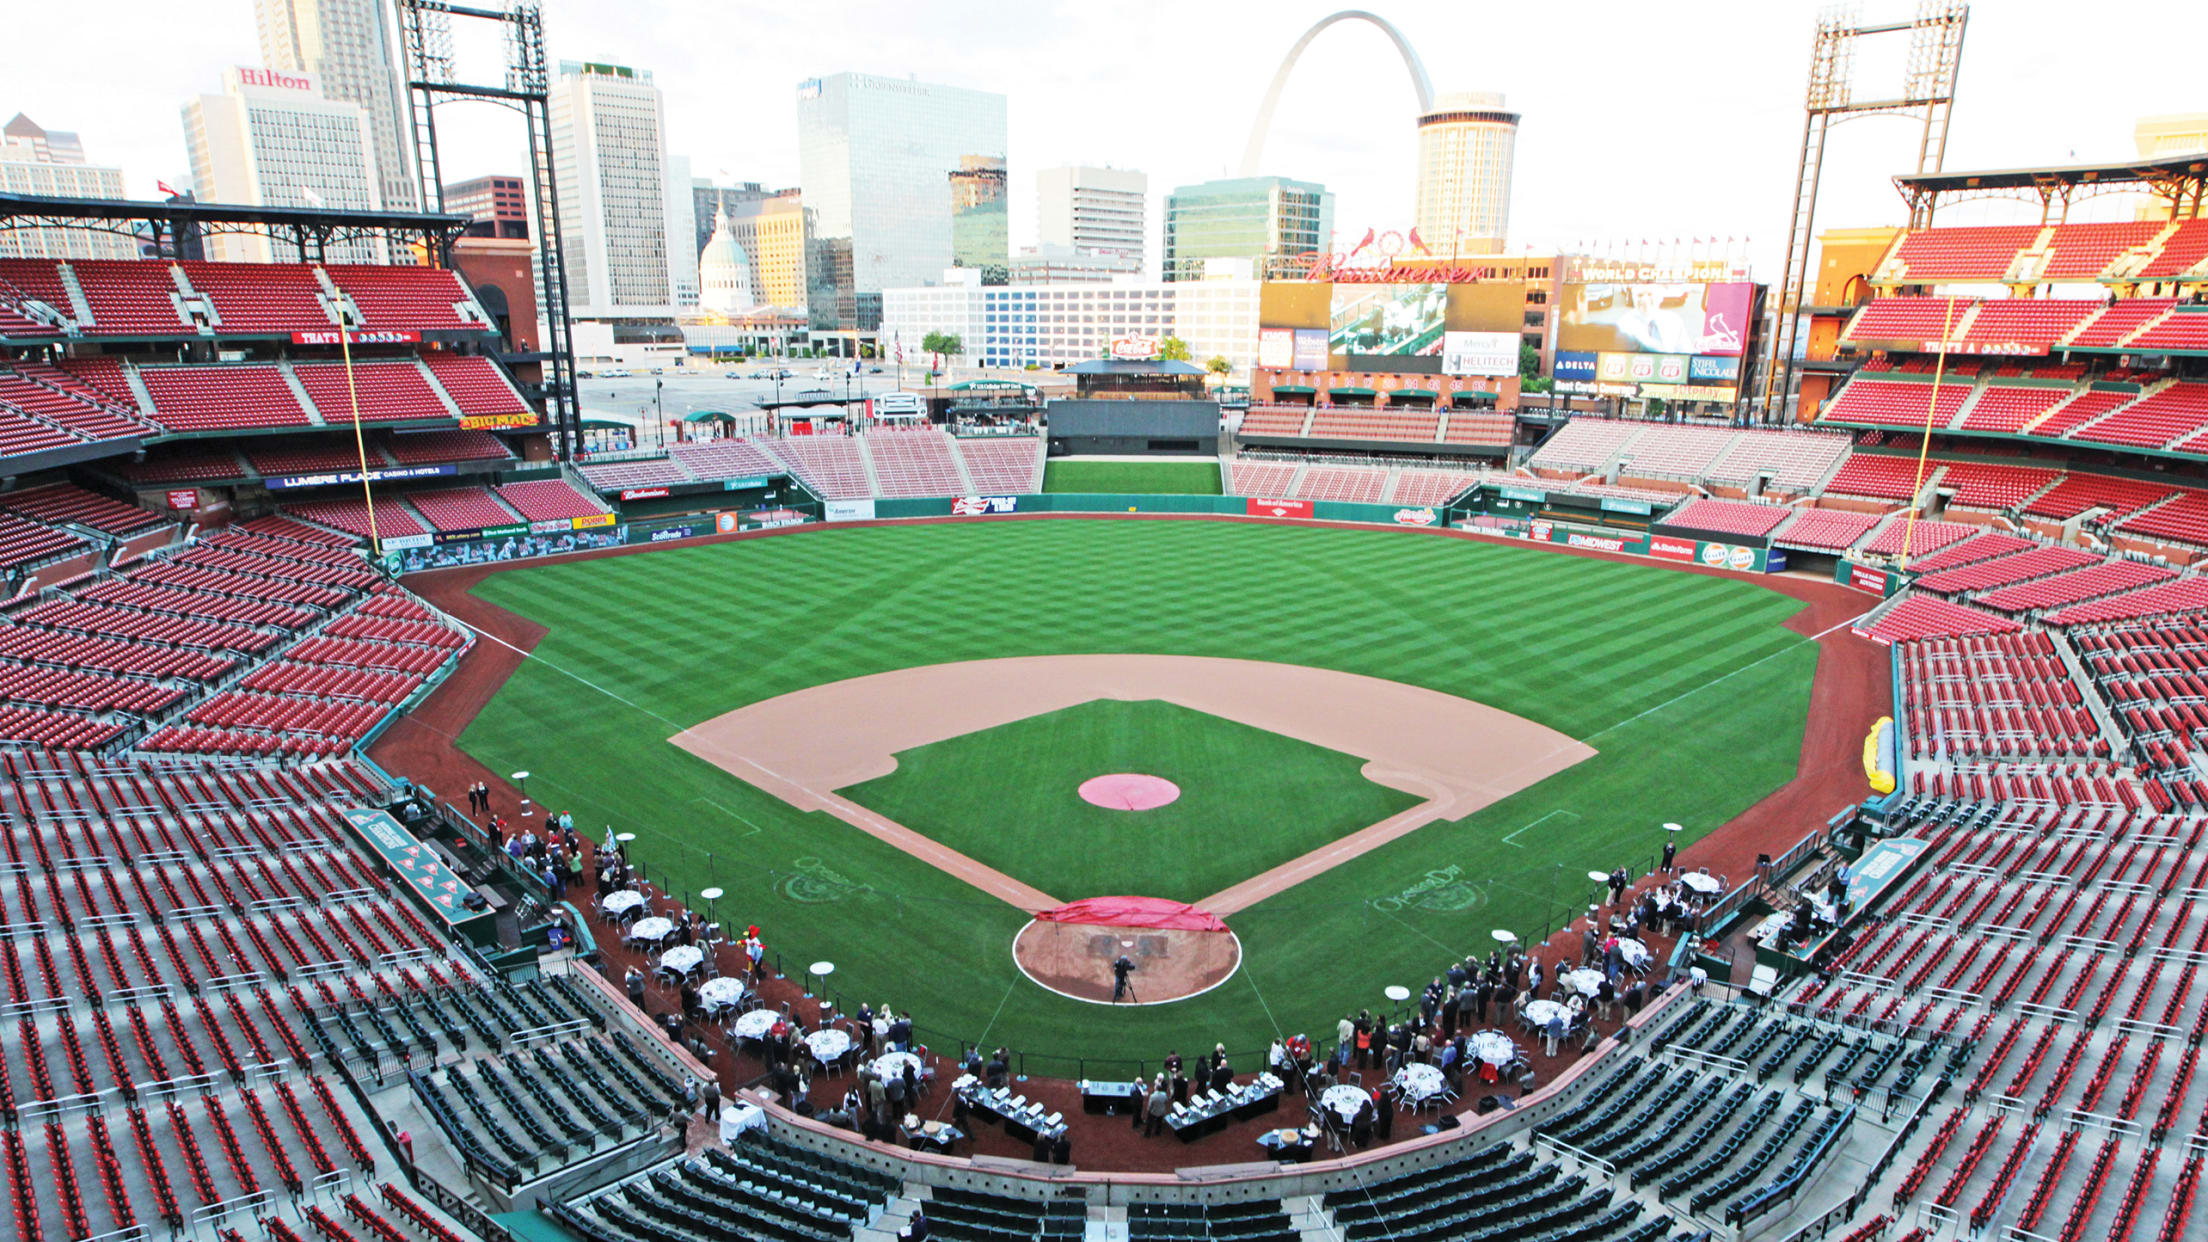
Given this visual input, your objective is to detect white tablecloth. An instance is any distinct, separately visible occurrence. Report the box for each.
[1319,1084,1367,1123]
[629,916,674,943]
[657,945,705,975]
[1681,872,1724,895]
[1470,1031,1516,1066]
[718,1103,764,1143]
[1562,969,1605,997]
[805,1029,852,1062]
[1523,999,1566,1027]
[1393,1063,1446,1102]
[601,890,647,917]
[1617,938,1651,968]
[730,1008,780,1039]
[699,977,746,1011]
[873,1051,922,1080]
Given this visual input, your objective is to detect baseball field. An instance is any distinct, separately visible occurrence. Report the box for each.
[452,518,1818,1069]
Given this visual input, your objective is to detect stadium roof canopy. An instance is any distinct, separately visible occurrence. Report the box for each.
[0,191,476,258]
[1894,152,2208,224]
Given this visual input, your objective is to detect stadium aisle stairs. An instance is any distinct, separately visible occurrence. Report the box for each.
[857,438,885,495]
[413,357,469,419]
[2047,629,2131,760]
[276,360,329,426]
[949,438,978,494]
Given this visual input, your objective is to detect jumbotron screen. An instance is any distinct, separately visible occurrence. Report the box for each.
[1557,282,1754,357]
[1329,284,1449,358]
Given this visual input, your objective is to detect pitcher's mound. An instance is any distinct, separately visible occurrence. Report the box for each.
[1077,772,1180,811]
[1013,896,1241,1005]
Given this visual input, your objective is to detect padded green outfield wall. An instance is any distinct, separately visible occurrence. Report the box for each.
[866,494,1449,527]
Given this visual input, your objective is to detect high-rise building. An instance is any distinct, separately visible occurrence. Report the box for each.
[1036,165,1146,270]
[254,0,416,211]
[883,263,1261,371]
[549,61,681,320]
[666,153,697,309]
[725,191,809,310]
[0,115,133,259]
[696,200,755,317]
[182,66,386,262]
[949,154,1008,284]
[443,174,529,239]
[1413,91,1518,257]
[795,72,1008,334]
[1161,176,1332,282]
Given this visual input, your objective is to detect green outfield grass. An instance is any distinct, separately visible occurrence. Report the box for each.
[456,519,1816,1070]
[841,698,1422,905]
[1042,459,1222,494]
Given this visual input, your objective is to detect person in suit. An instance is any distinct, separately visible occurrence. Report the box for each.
[1661,838,1678,873]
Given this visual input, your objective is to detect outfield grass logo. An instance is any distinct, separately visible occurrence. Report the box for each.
[1369,864,1481,913]
[778,856,878,904]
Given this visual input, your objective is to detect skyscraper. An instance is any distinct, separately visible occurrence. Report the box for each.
[0,115,133,258]
[691,181,774,262]
[1036,165,1146,271]
[182,67,386,262]
[795,72,1007,334]
[949,155,1008,284]
[725,191,810,309]
[443,175,529,239]
[1413,91,1518,258]
[1161,176,1332,282]
[254,0,416,211]
[549,61,681,320]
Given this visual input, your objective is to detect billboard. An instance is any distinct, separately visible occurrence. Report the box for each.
[1558,282,1754,357]
[1441,331,1519,378]
[1597,353,1691,385]
[1331,283,1448,358]
[1257,328,1295,369]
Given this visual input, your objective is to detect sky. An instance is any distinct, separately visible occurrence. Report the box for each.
[9,0,2207,283]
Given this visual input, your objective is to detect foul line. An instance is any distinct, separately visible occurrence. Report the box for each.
[692,797,765,838]
[442,612,697,738]
[971,979,1019,1050]
[1502,808,1580,849]
[1241,966,1286,1040]
[1579,609,1870,746]
[1373,902,1467,957]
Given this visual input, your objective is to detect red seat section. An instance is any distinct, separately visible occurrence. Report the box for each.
[1822,379,1970,430]
[1958,385,2067,434]
[69,260,191,335]
[180,262,333,334]
[2040,222,2164,279]
[0,510,87,569]
[2139,220,2208,279]
[0,484,165,535]
[1860,595,2021,644]
[322,265,480,331]
[291,361,451,424]
[2127,307,2208,354]
[495,479,607,523]
[1884,227,2041,281]
[1843,297,1978,343]
[2068,299,2175,349]
[419,355,528,416]
[1960,300,2099,351]
[1774,509,1880,551]
[386,428,510,464]
[1826,454,1935,501]
[403,487,517,533]
[0,365,148,443]
[138,365,312,432]
[2023,473,2176,521]
[1662,498,1791,539]
[2069,382,2208,451]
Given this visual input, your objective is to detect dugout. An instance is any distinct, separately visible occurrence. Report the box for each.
[1047,360,1219,456]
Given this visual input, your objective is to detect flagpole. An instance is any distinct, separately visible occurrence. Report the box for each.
[340,324,382,559]
[1898,297,1959,565]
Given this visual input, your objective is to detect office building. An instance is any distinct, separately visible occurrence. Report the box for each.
[949,154,1008,283]
[254,0,416,211]
[549,61,681,320]
[0,115,133,258]
[691,180,774,261]
[1036,165,1146,269]
[795,72,1008,335]
[181,66,386,262]
[1161,176,1332,282]
[443,174,529,239]
[883,262,1261,372]
[667,154,697,308]
[1413,91,1518,257]
[1008,244,1140,285]
[726,191,809,309]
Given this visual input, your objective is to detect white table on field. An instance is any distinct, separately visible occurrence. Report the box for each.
[1319,1084,1368,1124]
[629,916,674,945]
[1392,1063,1447,1105]
[1681,872,1724,896]
[804,1028,852,1066]
[698,976,747,1014]
[873,1051,924,1082]
[601,890,648,920]
[730,1008,780,1040]
[1616,938,1652,970]
[1562,969,1606,997]
[1523,999,1566,1028]
[1470,1030,1517,1067]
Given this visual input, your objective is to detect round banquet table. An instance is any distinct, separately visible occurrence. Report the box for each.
[698,977,746,1012]
[1616,938,1651,968]
[1523,999,1566,1027]
[804,1028,852,1063]
[1681,872,1724,895]
[601,890,647,918]
[873,1051,922,1081]
[1562,969,1605,997]
[730,1008,780,1039]
[1319,1083,1368,1123]
[1470,1030,1516,1066]
[1392,1063,1446,1102]
[657,945,704,975]
[629,916,674,943]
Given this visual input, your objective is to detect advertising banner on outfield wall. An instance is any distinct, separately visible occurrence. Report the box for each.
[382,524,627,574]
[1247,497,1314,519]
[952,496,1020,515]
[825,499,877,522]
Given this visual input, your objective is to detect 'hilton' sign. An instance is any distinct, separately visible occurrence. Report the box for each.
[236,67,315,92]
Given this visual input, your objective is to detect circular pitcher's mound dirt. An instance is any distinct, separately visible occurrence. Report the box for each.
[1012,916,1242,1005]
[1077,773,1181,811]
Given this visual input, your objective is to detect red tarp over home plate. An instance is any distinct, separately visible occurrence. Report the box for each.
[1033,896,1229,933]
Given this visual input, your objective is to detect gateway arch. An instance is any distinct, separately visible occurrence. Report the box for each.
[1238,10,1434,177]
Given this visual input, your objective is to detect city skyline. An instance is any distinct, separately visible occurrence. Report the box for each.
[4,0,2205,285]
